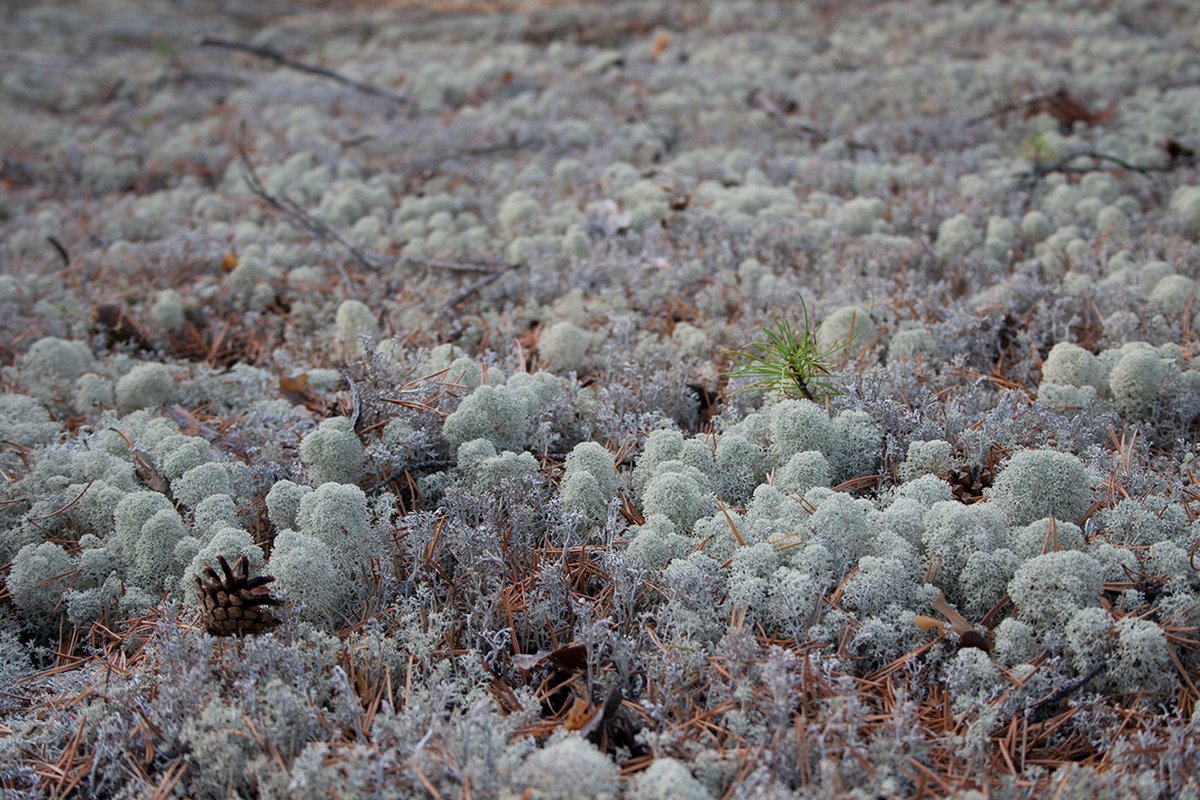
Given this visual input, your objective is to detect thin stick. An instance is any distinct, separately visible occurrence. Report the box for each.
[1031,150,1182,178]
[965,93,1057,127]
[197,35,407,107]
[749,89,875,153]
[400,134,543,176]
[235,121,361,296]
[30,479,94,522]
[401,256,507,275]
[46,236,70,267]
[1016,149,1197,201]
[444,263,519,311]
[1027,660,1107,716]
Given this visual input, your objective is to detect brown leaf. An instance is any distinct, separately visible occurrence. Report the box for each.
[279,373,310,393]
[563,693,594,731]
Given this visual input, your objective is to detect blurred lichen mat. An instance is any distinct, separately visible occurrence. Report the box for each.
[2,0,1200,797]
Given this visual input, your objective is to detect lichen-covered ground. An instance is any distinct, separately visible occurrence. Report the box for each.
[3,1,1200,797]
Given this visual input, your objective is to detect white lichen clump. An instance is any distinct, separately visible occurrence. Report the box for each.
[300,417,364,486]
[986,449,1092,526]
[116,363,174,412]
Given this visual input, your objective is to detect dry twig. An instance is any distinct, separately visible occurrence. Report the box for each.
[197,35,407,107]
[235,121,363,295]
[749,89,875,153]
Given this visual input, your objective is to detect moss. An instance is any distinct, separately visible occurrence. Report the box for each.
[935,213,981,258]
[1009,550,1103,632]
[444,356,483,392]
[268,529,340,625]
[945,648,1001,715]
[1020,210,1052,242]
[713,433,764,505]
[1170,184,1200,238]
[1092,615,1171,695]
[73,373,114,413]
[900,439,952,483]
[193,494,240,540]
[539,321,591,373]
[111,490,175,571]
[775,450,831,496]
[632,428,685,493]
[0,394,58,447]
[442,384,529,453]
[1041,342,1105,392]
[266,480,313,532]
[831,196,884,236]
[1011,517,1085,559]
[626,514,691,571]
[6,541,74,623]
[841,555,918,617]
[301,417,364,487]
[334,300,379,358]
[115,362,174,413]
[469,449,539,491]
[171,462,231,509]
[153,434,214,481]
[984,216,1015,260]
[133,507,186,591]
[986,449,1093,526]
[519,737,619,800]
[829,409,881,482]
[20,337,95,403]
[497,190,542,231]
[642,471,706,533]
[1148,274,1196,316]
[993,617,1039,667]
[887,327,934,363]
[150,289,185,331]
[816,305,877,362]
[767,399,833,468]
[630,758,713,800]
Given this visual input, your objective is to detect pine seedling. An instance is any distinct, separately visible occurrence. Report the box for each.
[725,299,849,401]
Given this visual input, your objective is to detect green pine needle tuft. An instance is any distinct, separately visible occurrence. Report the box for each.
[725,299,850,402]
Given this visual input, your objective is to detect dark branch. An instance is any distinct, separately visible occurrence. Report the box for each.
[236,125,514,300]
[399,134,544,177]
[965,94,1057,127]
[235,121,363,296]
[197,35,407,107]
[444,263,520,312]
[749,89,875,153]
[1015,149,1197,203]
[1028,659,1108,716]
[46,236,70,267]
[402,256,508,275]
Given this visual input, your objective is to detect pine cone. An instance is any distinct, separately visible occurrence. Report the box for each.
[195,554,283,636]
[946,463,993,504]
